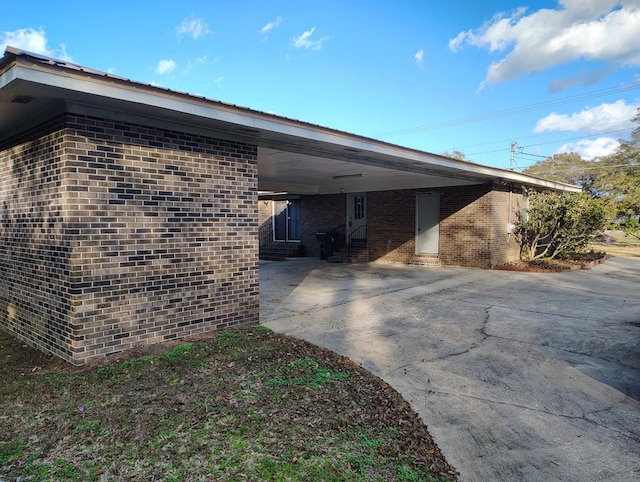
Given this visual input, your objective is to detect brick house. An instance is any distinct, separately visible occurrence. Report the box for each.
[0,48,579,364]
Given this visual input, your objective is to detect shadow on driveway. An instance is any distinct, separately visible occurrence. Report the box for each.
[260,257,640,482]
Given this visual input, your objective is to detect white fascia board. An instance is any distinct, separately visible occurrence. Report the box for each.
[10,63,581,193]
[493,173,582,192]
[0,64,17,90]
[11,65,265,127]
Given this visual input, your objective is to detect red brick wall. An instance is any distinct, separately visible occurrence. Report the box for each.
[294,185,523,268]
[439,185,493,267]
[368,190,416,262]
[440,184,522,268]
[0,113,259,364]
[364,187,492,265]
[487,185,523,267]
[300,194,345,258]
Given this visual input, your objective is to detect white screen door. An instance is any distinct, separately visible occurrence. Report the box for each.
[347,192,367,241]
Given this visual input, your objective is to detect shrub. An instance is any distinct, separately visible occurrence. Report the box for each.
[516,190,609,260]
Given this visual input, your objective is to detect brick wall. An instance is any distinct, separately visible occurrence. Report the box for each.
[0,113,259,365]
[292,185,523,267]
[300,194,345,258]
[439,185,493,267]
[368,190,416,262]
[258,199,272,227]
[0,116,73,361]
[258,199,273,247]
[487,185,523,267]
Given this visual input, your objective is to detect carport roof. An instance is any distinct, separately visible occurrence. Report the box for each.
[0,47,581,195]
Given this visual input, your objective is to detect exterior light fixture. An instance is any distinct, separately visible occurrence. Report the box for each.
[332,173,363,180]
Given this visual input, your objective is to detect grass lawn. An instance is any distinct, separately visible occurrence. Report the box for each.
[0,326,458,481]
[591,233,640,259]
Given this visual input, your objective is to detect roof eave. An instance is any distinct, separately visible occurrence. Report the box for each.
[1,48,582,194]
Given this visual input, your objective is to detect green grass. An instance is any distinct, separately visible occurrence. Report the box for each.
[0,327,458,481]
[591,233,640,258]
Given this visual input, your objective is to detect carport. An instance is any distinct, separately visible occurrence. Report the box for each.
[0,47,580,363]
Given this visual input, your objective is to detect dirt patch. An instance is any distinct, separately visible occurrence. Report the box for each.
[0,327,458,481]
[494,252,611,272]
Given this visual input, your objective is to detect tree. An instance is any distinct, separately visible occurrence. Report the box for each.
[516,190,609,260]
[523,108,640,229]
[622,216,640,240]
[522,152,595,188]
[588,108,640,219]
[442,149,467,161]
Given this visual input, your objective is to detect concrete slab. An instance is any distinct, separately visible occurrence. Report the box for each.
[260,257,640,481]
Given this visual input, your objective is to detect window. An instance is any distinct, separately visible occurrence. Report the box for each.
[353,195,365,220]
[273,199,300,242]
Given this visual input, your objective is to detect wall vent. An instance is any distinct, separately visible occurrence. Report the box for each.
[10,95,35,104]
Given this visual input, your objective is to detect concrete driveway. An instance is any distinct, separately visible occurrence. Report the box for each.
[260,257,640,481]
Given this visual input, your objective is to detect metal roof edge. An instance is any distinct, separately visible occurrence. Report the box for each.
[2,48,581,193]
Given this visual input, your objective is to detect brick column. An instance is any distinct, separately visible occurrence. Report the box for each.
[0,114,259,364]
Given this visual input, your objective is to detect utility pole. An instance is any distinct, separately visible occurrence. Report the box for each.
[509,141,516,170]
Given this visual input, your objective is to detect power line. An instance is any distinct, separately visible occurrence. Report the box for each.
[374,80,640,138]
[518,151,548,159]
[458,127,630,151]
[468,128,631,160]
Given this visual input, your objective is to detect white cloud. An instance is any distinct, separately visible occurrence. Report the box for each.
[450,1,640,84]
[414,49,425,70]
[177,16,211,39]
[155,58,176,74]
[0,27,73,62]
[214,76,223,88]
[261,16,284,35]
[555,137,620,160]
[534,100,639,134]
[183,55,210,77]
[291,27,327,51]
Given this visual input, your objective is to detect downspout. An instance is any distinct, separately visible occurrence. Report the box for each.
[508,186,512,224]
[507,140,517,240]
[507,184,515,240]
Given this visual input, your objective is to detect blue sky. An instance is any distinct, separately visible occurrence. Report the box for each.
[2,0,639,170]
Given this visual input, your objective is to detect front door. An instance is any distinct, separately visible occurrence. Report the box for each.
[347,192,367,242]
[416,194,440,254]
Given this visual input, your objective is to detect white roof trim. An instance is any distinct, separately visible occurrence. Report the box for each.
[0,48,581,193]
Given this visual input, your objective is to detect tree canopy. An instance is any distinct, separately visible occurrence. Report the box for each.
[591,109,640,216]
[523,108,640,219]
[441,149,467,161]
[522,152,596,188]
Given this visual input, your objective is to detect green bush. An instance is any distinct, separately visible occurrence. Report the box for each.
[516,190,609,260]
